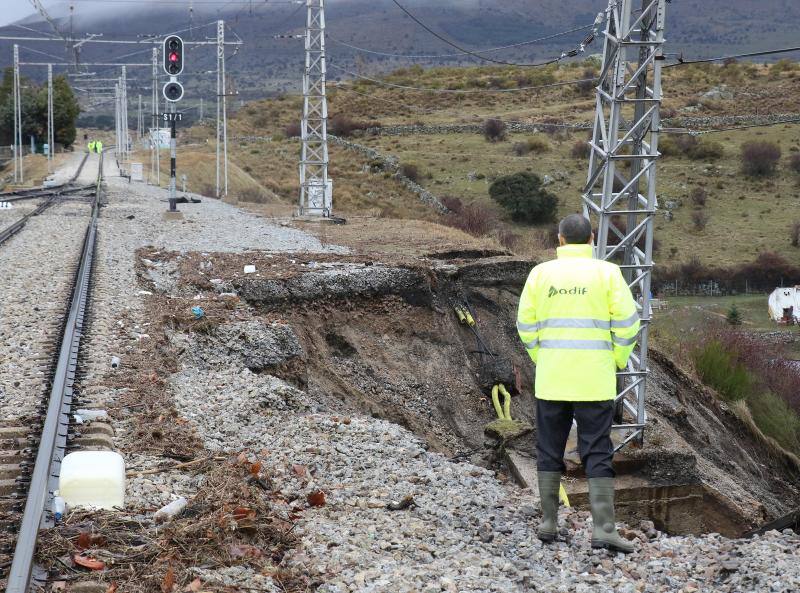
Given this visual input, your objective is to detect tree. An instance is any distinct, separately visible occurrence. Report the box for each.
[726,304,742,326]
[0,69,80,147]
[489,172,558,224]
[52,75,81,147]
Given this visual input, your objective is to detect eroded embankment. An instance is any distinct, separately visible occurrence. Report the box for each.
[137,248,800,537]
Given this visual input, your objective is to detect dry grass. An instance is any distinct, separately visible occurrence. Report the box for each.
[298,217,504,257]
[0,152,73,188]
[36,458,307,593]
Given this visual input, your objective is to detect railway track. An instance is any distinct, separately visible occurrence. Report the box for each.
[0,153,104,593]
[0,153,96,248]
[0,152,90,201]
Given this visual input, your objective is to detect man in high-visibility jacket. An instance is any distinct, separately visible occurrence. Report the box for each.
[517,214,640,553]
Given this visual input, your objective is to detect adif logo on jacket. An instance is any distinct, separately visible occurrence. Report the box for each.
[548,286,589,298]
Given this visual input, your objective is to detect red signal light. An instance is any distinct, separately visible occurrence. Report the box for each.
[169,52,179,62]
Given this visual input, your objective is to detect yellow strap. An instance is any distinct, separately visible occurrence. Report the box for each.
[559,483,571,507]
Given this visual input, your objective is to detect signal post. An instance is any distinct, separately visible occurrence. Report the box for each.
[162,35,185,214]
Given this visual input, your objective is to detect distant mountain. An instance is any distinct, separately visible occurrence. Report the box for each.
[2,0,798,108]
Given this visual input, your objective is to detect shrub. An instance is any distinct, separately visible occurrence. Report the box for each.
[741,141,781,176]
[692,339,755,401]
[513,137,550,156]
[497,228,520,250]
[488,172,558,224]
[399,163,420,183]
[237,187,270,204]
[690,187,707,207]
[726,304,742,326]
[691,210,709,230]
[576,69,597,96]
[690,138,725,160]
[571,140,591,159]
[483,118,507,143]
[788,153,800,174]
[442,200,498,237]
[792,221,800,248]
[284,122,301,137]
[748,391,800,454]
[440,195,463,214]
[660,135,724,160]
[329,114,373,137]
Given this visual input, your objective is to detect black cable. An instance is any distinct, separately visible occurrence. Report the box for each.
[327,23,594,60]
[666,45,800,68]
[389,0,598,68]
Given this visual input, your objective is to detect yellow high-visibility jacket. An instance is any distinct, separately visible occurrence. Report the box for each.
[517,243,640,401]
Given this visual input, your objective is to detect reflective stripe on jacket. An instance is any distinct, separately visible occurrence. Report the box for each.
[517,243,640,401]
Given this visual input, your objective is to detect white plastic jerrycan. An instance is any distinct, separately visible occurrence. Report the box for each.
[59,451,125,510]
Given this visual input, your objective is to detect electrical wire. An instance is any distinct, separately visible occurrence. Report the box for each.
[18,45,68,63]
[666,45,800,68]
[389,0,603,68]
[329,63,595,94]
[327,23,595,60]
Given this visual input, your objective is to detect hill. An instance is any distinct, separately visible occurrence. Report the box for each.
[192,59,800,271]
[1,0,799,103]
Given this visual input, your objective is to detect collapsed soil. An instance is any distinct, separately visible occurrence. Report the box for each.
[138,247,800,535]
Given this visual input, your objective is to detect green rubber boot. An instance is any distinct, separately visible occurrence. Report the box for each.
[536,471,561,542]
[588,477,635,553]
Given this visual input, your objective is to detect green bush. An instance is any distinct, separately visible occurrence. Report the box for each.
[748,391,800,454]
[488,172,558,224]
[659,135,724,160]
[691,339,755,402]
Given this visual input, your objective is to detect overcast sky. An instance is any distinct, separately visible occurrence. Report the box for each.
[0,2,41,27]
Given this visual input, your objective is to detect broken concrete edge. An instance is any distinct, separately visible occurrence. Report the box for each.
[504,448,753,537]
[227,257,535,308]
[650,347,800,474]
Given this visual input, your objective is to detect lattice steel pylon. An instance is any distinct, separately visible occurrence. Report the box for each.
[581,0,667,451]
[298,0,332,217]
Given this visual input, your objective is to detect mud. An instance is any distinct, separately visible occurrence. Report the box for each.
[144,249,800,536]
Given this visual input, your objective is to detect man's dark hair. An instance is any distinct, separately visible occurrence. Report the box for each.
[558,214,593,244]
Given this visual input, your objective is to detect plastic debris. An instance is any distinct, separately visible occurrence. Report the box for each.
[76,409,108,421]
[73,554,105,571]
[110,356,121,369]
[52,493,65,522]
[244,264,257,274]
[191,306,205,319]
[154,497,188,523]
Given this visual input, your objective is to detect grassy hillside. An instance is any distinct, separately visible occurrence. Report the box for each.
[200,60,800,266]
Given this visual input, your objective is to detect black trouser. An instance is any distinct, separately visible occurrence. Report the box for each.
[536,398,615,478]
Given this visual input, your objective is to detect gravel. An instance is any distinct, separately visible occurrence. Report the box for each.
[0,199,92,421]
[168,361,800,593]
[15,155,799,592]
[78,153,343,405]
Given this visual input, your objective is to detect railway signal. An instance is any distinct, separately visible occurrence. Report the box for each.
[163,35,184,76]
[163,80,184,103]
[161,35,185,214]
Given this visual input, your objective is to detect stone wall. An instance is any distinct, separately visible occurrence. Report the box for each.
[329,135,449,214]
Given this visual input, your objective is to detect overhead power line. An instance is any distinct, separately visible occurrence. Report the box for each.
[667,45,800,67]
[329,63,596,94]
[327,23,595,60]
[388,0,603,68]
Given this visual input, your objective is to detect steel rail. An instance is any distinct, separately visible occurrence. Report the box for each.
[0,200,54,247]
[4,152,103,593]
[0,151,90,198]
